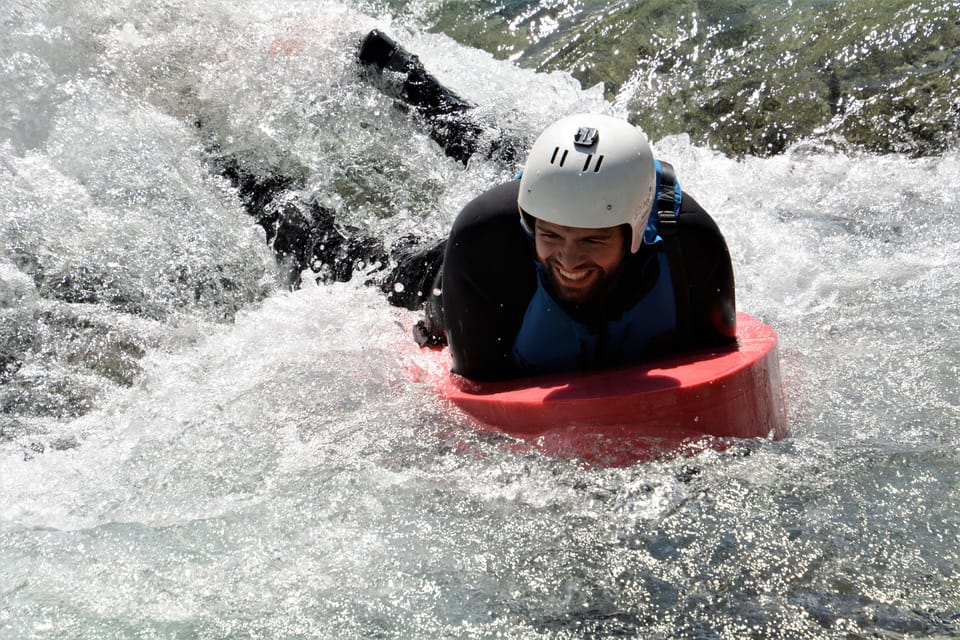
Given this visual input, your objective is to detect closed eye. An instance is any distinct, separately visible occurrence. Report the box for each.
[584,235,615,244]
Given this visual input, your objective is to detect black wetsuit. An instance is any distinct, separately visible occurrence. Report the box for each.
[437,181,737,381]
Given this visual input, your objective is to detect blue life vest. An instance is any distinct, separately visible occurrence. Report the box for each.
[511,160,683,374]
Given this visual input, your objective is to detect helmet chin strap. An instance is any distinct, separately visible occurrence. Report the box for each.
[518,207,536,237]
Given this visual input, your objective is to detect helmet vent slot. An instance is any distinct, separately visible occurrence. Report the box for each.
[581,154,605,172]
[549,147,570,167]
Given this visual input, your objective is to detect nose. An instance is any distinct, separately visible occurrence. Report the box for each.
[556,239,587,268]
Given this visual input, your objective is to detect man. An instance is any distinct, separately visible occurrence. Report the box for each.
[421,113,737,381]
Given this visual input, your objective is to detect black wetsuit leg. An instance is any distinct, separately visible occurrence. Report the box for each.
[357,30,522,166]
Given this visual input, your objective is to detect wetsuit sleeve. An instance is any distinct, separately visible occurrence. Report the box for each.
[676,193,737,347]
[441,182,536,381]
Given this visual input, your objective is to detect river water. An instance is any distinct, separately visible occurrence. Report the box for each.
[1,1,958,638]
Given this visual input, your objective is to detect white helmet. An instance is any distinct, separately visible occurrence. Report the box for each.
[518,113,656,253]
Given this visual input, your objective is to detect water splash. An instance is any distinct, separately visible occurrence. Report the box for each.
[1,1,958,638]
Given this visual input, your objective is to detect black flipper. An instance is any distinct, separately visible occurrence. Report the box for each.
[358,29,520,165]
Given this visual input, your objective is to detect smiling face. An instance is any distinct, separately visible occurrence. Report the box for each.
[533,218,628,305]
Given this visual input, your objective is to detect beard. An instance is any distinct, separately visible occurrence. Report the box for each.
[540,259,622,307]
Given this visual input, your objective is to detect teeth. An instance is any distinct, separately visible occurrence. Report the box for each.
[558,268,588,281]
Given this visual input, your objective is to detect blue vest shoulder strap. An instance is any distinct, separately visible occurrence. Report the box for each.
[653,160,690,335]
[655,160,681,235]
